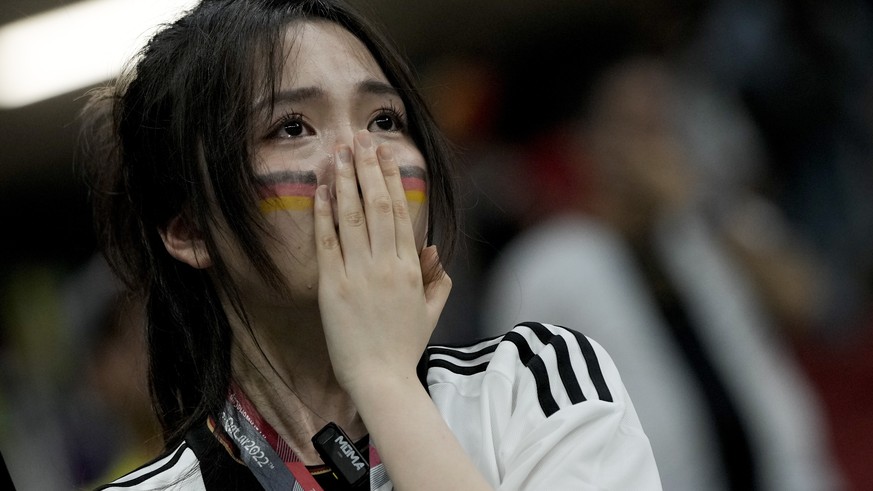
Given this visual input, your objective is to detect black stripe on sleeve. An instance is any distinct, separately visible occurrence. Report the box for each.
[527,353,561,417]
[417,351,431,394]
[428,359,490,376]
[518,322,587,405]
[566,327,613,402]
[427,342,499,361]
[518,321,554,345]
[503,331,560,417]
[502,331,535,364]
[94,443,190,489]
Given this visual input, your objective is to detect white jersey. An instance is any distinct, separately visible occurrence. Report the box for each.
[98,322,661,490]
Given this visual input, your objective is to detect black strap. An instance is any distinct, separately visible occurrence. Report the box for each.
[632,243,759,491]
[0,450,14,491]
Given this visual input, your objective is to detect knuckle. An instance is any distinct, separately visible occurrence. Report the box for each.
[392,199,409,219]
[337,163,357,179]
[442,273,453,289]
[373,268,394,284]
[401,265,422,287]
[371,194,393,215]
[334,280,352,299]
[319,234,340,250]
[381,164,400,177]
[343,210,366,227]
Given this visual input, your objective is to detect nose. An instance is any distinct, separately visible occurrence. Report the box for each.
[332,123,357,153]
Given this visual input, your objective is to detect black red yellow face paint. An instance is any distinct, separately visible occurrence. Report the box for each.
[256,166,426,214]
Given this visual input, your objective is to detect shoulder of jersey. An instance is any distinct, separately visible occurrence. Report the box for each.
[424,321,616,417]
[94,442,203,490]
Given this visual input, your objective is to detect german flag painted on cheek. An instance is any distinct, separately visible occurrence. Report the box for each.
[256,166,426,214]
[256,170,317,213]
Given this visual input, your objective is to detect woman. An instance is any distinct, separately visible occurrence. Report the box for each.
[83,1,660,489]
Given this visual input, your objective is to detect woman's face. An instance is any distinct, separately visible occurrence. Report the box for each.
[239,21,428,305]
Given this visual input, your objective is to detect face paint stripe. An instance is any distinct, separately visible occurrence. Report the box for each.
[398,166,426,179]
[255,170,318,186]
[405,190,426,204]
[261,193,420,211]
[400,177,426,192]
[256,168,423,211]
[258,196,315,213]
[257,182,318,199]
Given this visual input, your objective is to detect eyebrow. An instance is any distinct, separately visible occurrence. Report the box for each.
[253,86,322,116]
[254,79,401,115]
[357,79,400,98]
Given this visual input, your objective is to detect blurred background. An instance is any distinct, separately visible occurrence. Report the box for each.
[1,0,871,489]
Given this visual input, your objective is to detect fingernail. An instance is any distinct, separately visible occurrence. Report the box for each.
[317,185,330,201]
[337,145,352,167]
[356,131,372,148]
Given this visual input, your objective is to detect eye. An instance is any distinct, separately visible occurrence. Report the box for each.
[371,114,396,131]
[368,106,406,133]
[282,120,305,137]
[270,113,313,139]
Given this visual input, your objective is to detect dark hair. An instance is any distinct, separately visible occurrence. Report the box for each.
[80,0,458,449]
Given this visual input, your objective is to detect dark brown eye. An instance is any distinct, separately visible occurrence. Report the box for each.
[269,113,312,140]
[282,120,305,137]
[372,114,396,131]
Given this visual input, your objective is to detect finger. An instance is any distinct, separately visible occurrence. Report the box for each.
[420,245,452,328]
[354,131,396,257]
[334,144,370,261]
[377,144,417,259]
[314,184,344,278]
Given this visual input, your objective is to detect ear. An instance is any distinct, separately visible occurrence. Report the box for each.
[159,215,213,269]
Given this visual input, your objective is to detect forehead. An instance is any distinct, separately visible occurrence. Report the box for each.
[279,20,387,87]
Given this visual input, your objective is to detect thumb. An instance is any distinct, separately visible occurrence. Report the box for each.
[420,245,452,325]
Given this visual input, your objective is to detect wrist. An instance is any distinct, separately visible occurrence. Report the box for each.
[343,369,423,410]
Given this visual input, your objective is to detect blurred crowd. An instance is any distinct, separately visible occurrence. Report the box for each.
[2,0,872,489]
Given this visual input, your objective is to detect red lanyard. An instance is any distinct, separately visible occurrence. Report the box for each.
[209,383,384,490]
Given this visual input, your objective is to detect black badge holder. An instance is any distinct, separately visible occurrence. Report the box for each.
[312,422,369,488]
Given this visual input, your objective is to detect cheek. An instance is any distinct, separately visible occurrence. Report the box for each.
[254,144,333,213]
[393,148,429,248]
[256,170,318,214]
[400,166,427,208]
[401,167,428,248]
[255,174,318,256]
[411,204,429,250]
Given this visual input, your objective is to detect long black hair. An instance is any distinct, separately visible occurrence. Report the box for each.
[80,0,458,449]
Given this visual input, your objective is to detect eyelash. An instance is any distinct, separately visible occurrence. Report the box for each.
[269,111,309,140]
[267,104,408,140]
[373,103,407,132]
